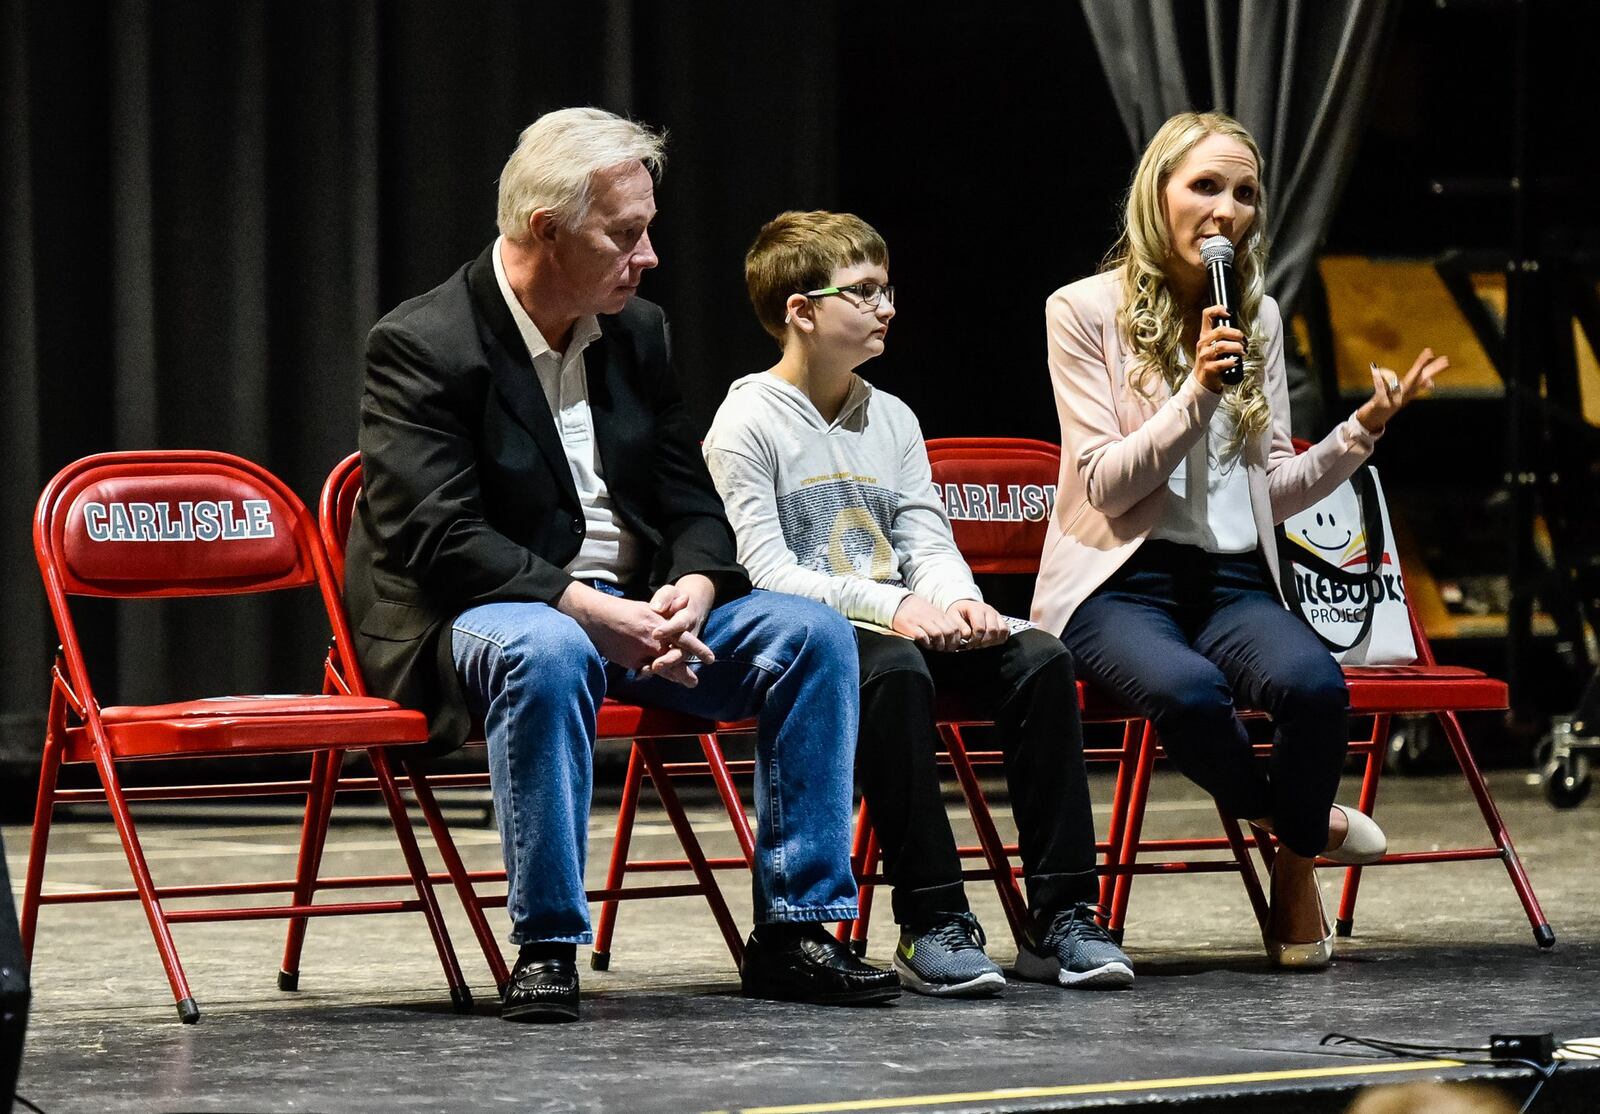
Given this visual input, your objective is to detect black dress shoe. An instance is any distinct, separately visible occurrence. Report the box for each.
[741,926,901,1005]
[501,954,580,1023]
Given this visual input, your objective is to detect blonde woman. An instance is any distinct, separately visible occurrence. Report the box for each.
[1032,112,1447,967]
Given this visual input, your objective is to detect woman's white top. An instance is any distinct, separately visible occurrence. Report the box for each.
[1146,360,1258,553]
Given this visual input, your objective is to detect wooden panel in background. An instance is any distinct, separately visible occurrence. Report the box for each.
[1318,258,1600,425]
[1319,256,1502,396]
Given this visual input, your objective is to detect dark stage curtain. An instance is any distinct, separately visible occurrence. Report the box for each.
[1079,0,1400,434]
[0,1,835,761]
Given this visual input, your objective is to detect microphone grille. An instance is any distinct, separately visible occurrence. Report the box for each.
[1200,235,1235,266]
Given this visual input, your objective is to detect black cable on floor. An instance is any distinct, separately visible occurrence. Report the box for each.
[1320,1031,1559,1114]
[14,1093,47,1114]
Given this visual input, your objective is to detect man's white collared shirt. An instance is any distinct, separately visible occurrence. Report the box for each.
[492,236,642,584]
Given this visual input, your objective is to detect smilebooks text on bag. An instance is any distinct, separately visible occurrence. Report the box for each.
[1275,466,1417,666]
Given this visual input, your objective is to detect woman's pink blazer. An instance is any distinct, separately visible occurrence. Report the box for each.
[1028,270,1380,636]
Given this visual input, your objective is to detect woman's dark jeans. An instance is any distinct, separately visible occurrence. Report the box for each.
[1060,541,1349,858]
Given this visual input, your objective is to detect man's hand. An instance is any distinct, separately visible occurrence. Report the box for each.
[892,593,967,652]
[556,581,713,686]
[947,599,1009,651]
[641,573,718,686]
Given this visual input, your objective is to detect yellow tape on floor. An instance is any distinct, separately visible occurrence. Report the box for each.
[706,1057,1472,1114]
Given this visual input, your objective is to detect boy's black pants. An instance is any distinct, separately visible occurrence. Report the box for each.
[853,626,1100,927]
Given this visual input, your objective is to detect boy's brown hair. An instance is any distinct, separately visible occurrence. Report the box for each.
[744,210,888,344]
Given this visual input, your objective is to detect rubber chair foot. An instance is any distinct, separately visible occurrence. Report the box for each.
[1534,924,1556,949]
[590,952,611,971]
[1109,927,1125,946]
[851,939,868,957]
[278,970,299,992]
[450,986,474,1013]
[1335,918,1354,938]
[177,997,201,1024]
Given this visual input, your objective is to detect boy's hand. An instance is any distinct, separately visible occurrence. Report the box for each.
[947,600,1009,650]
[892,593,966,652]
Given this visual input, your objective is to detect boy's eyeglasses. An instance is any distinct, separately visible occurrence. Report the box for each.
[801,281,895,309]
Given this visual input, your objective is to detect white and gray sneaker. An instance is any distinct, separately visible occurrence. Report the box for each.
[894,911,1007,997]
[1014,903,1134,989]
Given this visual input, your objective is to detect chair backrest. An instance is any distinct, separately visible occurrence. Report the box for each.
[34,450,363,708]
[924,437,1061,575]
[320,451,363,586]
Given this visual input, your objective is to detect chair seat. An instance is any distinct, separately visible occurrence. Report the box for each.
[932,682,1140,724]
[1343,664,1508,713]
[67,693,429,762]
[933,691,990,723]
[1079,681,1142,722]
[930,668,1504,721]
[595,700,718,738]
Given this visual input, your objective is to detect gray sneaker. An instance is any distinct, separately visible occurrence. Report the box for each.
[1014,904,1134,989]
[893,911,1006,998]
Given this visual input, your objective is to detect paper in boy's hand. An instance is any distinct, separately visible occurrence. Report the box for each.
[848,619,908,638]
[851,615,1036,641]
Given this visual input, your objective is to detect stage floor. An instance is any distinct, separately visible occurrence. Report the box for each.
[13,765,1600,1112]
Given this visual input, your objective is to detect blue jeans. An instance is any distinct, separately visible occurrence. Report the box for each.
[451,588,861,945]
[1060,541,1349,858]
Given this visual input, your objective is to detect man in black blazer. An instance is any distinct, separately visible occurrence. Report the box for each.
[350,108,898,1021]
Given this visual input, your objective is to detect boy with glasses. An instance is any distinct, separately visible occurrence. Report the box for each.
[703,210,1133,995]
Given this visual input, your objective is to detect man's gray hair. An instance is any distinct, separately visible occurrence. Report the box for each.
[496,107,666,240]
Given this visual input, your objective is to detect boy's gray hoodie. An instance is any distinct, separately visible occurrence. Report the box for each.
[703,371,981,629]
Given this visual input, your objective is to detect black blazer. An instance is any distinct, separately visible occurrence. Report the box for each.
[347,244,750,754]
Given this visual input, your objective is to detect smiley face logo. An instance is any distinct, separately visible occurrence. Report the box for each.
[1303,511,1352,553]
[1284,486,1368,569]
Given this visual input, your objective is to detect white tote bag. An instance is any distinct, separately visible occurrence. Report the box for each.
[1275,466,1417,665]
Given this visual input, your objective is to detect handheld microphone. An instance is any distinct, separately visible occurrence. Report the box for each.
[1200,235,1244,386]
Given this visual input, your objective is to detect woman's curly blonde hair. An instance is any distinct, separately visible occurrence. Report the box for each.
[1105,111,1271,458]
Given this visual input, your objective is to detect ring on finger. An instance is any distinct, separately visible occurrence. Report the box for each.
[1384,373,1401,395]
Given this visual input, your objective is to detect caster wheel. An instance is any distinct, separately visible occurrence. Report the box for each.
[1385,716,1445,776]
[1541,750,1592,809]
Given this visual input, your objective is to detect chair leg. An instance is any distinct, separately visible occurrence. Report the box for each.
[701,733,756,865]
[837,798,872,946]
[368,747,473,1011]
[592,741,646,971]
[1108,722,1157,942]
[88,740,200,1024]
[1220,809,1270,931]
[407,757,511,992]
[635,741,746,968]
[21,697,66,964]
[278,748,341,990]
[942,725,1030,948]
[1336,715,1388,938]
[1436,710,1555,948]
[854,830,882,957]
[1099,719,1141,912]
[849,823,881,957]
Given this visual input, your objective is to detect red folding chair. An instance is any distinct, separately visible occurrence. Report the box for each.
[23,450,470,1023]
[1106,454,1555,949]
[836,438,1154,954]
[309,454,754,989]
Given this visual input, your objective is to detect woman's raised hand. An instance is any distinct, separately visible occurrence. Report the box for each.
[1194,304,1247,394]
[1355,348,1449,434]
